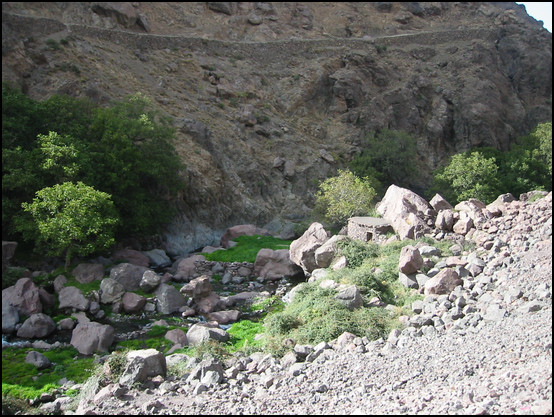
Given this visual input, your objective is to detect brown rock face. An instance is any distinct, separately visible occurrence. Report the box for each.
[2,3,551,254]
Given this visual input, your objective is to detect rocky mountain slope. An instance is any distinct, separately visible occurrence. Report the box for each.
[2,2,552,255]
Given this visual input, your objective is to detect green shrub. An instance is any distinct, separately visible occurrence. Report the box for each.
[264,313,302,336]
[430,150,501,205]
[428,122,552,204]
[349,129,419,195]
[329,263,393,301]
[99,350,128,383]
[192,340,230,361]
[264,284,395,345]
[335,238,379,268]
[167,359,192,378]
[314,169,377,227]
[45,38,60,50]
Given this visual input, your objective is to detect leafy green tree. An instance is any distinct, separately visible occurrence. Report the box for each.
[431,151,501,204]
[3,86,186,243]
[37,131,81,181]
[350,129,419,194]
[83,94,185,235]
[315,169,377,226]
[534,122,552,177]
[2,83,43,150]
[21,182,119,269]
[503,122,552,194]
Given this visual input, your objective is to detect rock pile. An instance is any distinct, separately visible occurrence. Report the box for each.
[27,188,552,415]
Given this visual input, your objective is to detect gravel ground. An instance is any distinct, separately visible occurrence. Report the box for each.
[72,196,552,416]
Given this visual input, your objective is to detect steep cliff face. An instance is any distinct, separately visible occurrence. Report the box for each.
[2,2,552,255]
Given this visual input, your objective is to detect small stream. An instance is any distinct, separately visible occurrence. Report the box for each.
[2,274,304,350]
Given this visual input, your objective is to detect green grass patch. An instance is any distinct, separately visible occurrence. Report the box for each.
[202,235,292,263]
[264,284,395,346]
[2,346,95,400]
[227,320,264,352]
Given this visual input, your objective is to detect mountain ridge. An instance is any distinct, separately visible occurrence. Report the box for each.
[2,2,552,255]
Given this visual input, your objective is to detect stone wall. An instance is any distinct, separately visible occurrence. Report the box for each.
[347,217,393,243]
[3,12,499,65]
[192,259,255,282]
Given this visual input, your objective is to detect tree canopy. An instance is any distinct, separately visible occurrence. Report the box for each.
[315,169,378,227]
[2,83,186,248]
[21,182,119,268]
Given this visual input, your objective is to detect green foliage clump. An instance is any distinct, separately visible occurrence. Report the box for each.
[349,129,419,195]
[429,122,552,205]
[191,340,230,361]
[98,350,128,384]
[264,284,393,346]
[2,266,28,290]
[431,151,500,204]
[45,38,61,50]
[329,263,393,302]
[314,169,377,227]
[335,238,379,269]
[2,83,186,249]
[21,181,119,268]
[203,235,292,263]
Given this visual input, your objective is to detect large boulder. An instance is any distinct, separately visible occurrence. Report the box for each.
[253,249,304,281]
[143,249,172,268]
[155,283,187,314]
[187,357,225,385]
[71,263,105,284]
[2,277,42,316]
[172,254,206,282]
[398,245,423,275]
[454,199,491,229]
[334,285,363,310]
[186,323,229,347]
[220,224,272,248]
[91,2,149,31]
[429,194,453,212]
[122,292,146,314]
[25,351,52,370]
[314,235,349,269]
[58,286,90,311]
[194,292,222,315]
[109,263,150,291]
[119,349,167,387]
[289,222,330,273]
[165,329,188,346]
[139,270,161,293]
[180,275,213,300]
[424,268,463,296]
[70,321,114,355]
[112,249,150,267]
[435,209,456,231]
[2,303,19,334]
[16,313,56,339]
[99,278,125,304]
[206,310,240,324]
[376,185,433,240]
